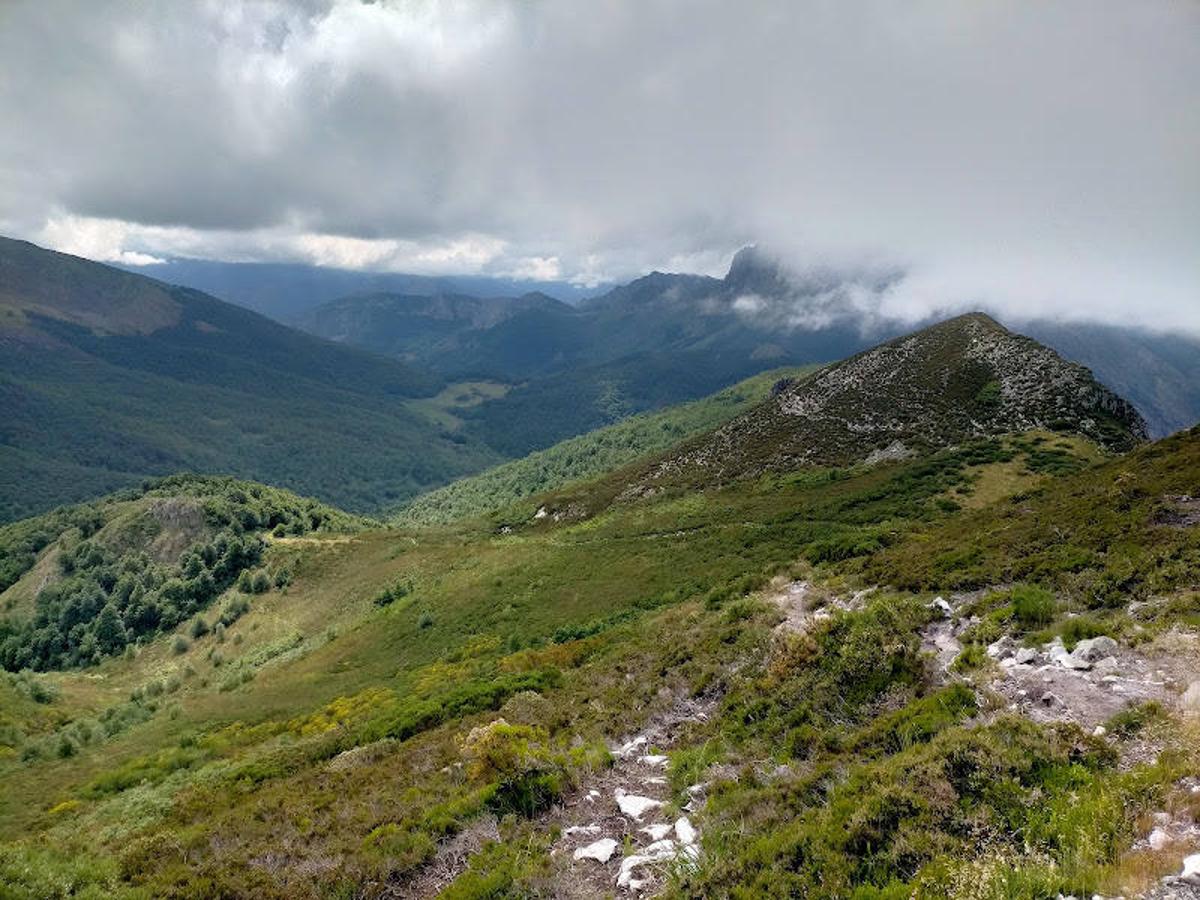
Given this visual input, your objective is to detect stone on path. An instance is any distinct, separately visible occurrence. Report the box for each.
[674,816,697,845]
[574,838,618,863]
[615,789,662,820]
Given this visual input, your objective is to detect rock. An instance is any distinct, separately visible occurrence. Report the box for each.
[615,736,648,758]
[616,840,677,888]
[1152,811,1172,826]
[1181,680,1200,715]
[641,823,672,841]
[929,596,953,618]
[1040,691,1061,707]
[987,637,1015,660]
[1073,636,1118,663]
[615,789,663,820]
[1092,725,1107,737]
[675,816,697,845]
[564,824,601,837]
[1015,647,1040,665]
[1181,853,1200,884]
[1148,827,1171,851]
[574,838,618,863]
[584,789,600,803]
[1092,657,1121,677]
[638,754,669,767]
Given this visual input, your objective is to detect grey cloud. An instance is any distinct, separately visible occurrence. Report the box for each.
[0,0,1196,329]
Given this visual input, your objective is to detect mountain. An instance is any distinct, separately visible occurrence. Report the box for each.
[1020,319,1200,438]
[0,236,503,521]
[532,314,1148,521]
[3,311,1197,898]
[120,258,605,322]
[295,245,1200,441]
[297,290,585,379]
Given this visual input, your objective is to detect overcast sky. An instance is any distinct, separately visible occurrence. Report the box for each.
[1,1,1196,330]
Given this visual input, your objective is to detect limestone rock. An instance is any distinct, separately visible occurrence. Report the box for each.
[1073,636,1118,663]
[575,838,618,863]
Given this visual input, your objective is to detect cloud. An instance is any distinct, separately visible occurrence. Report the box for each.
[0,0,1196,330]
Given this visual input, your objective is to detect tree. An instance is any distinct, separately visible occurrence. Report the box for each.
[93,603,127,655]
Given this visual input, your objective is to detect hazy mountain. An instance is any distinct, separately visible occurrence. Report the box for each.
[119,257,605,323]
[0,237,502,521]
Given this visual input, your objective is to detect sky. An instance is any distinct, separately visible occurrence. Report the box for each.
[0,0,1197,330]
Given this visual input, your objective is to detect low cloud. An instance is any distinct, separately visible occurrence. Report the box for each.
[0,1,1195,331]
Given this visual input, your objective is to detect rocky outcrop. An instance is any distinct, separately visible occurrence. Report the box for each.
[629,313,1148,491]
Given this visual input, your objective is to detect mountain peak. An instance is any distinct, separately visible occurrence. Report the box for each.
[629,314,1148,489]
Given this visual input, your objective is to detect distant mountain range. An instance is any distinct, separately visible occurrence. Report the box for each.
[118,257,605,321]
[277,246,1200,440]
[0,237,503,521]
[6,235,1198,522]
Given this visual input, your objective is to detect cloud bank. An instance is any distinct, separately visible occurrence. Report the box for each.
[0,1,1196,328]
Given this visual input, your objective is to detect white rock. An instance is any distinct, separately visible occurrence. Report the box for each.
[575,838,618,863]
[1092,656,1121,677]
[1092,725,1107,737]
[1148,827,1171,851]
[565,824,601,837]
[674,816,698,845]
[584,789,600,803]
[987,638,1014,659]
[1181,681,1200,715]
[616,840,677,887]
[1015,647,1040,665]
[616,736,649,758]
[1181,852,1200,884]
[615,789,663,820]
[641,823,672,841]
[929,596,953,617]
[1073,636,1118,662]
[639,754,669,767]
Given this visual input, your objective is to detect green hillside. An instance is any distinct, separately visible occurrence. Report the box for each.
[393,365,819,526]
[0,320,1196,900]
[0,237,503,521]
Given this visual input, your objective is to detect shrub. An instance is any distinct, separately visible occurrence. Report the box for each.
[418,612,434,629]
[1012,584,1056,629]
[190,618,210,640]
[251,570,271,594]
[172,635,190,655]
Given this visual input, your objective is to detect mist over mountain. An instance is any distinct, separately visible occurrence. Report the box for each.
[118,258,604,323]
[289,245,1200,440]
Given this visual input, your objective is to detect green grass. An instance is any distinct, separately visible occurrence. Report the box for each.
[0,426,1196,897]
[393,365,819,525]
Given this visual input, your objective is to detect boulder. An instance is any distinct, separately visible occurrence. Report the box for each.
[1015,647,1040,665]
[1073,636,1118,662]
[987,637,1015,660]
[1092,656,1121,677]
[1148,827,1171,851]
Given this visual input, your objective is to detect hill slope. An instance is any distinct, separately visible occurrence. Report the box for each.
[393,365,819,526]
[1,412,1196,898]
[0,237,505,521]
[628,313,1146,493]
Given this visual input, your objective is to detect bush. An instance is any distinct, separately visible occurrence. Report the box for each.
[251,570,271,594]
[1012,584,1056,628]
[417,612,434,629]
[172,635,190,655]
[190,618,210,640]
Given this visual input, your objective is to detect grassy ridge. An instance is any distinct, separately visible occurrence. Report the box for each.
[0,429,1196,897]
[393,366,817,526]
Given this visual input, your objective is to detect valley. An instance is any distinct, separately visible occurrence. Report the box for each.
[2,314,1198,899]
